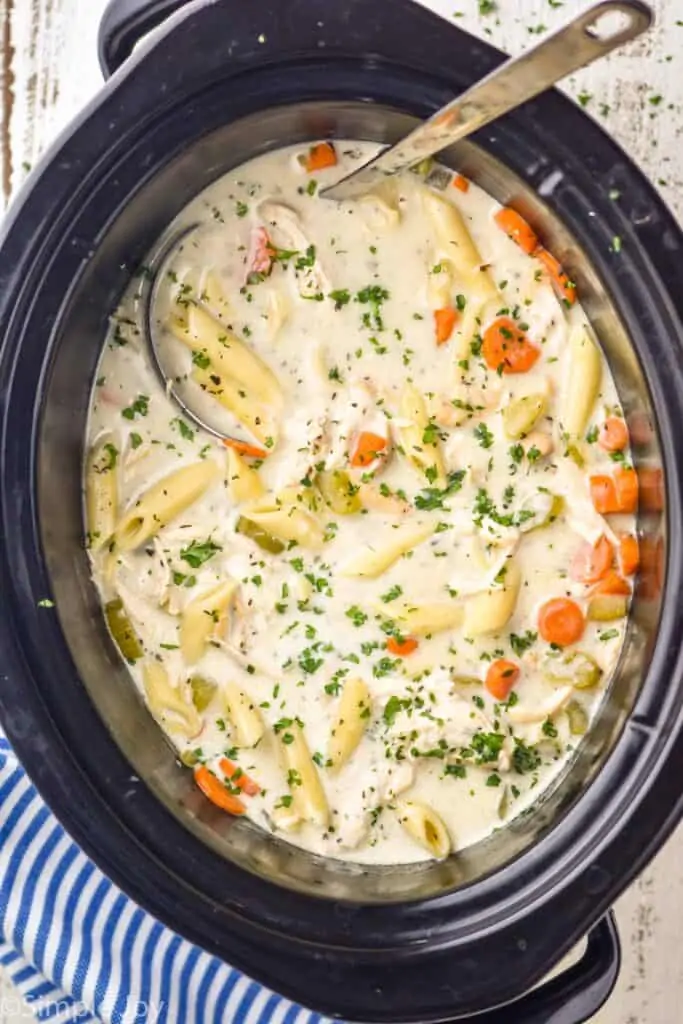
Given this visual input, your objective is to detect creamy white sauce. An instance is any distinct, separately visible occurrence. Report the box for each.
[85,141,633,864]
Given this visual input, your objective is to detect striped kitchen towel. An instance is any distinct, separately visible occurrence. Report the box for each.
[0,732,334,1024]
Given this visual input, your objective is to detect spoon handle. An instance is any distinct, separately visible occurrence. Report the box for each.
[323,1,652,201]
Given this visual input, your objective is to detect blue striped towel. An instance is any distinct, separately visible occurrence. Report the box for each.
[0,731,334,1024]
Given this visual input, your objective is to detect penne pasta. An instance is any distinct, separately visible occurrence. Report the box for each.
[421,189,496,300]
[397,383,445,486]
[142,661,201,737]
[180,578,239,664]
[328,677,371,769]
[340,520,435,578]
[223,681,265,748]
[462,561,522,637]
[86,434,119,550]
[389,602,464,636]
[270,802,303,833]
[244,493,324,549]
[561,324,602,441]
[279,721,329,828]
[192,364,276,445]
[171,304,283,408]
[264,287,290,342]
[114,460,219,551]
[427,257,456,308]
[396,800,452,859]
[225,446,265,503]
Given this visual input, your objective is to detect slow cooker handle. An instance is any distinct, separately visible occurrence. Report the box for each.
[467,912,621,1024]
[98,0,190,78]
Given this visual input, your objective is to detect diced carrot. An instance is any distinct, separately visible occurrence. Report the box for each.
[452,174,470,193]
[485,659,520,701]
[570,535,614,584]
[494,207,539,255]
[247,226,275,281]
[434,306,459,346]
[590,475,619,514]
[304,142,338,172]
[538,598,585,647]
[591,571,631,597]
[535,247,577,306]
[638,467,663,512]
[386,636,419,657]
[598,416,629,452]
[619,534,640,576]
[219,757,260,797]
[482,316,540,374]
[350,431,388,468]
[223,438,269,459]
[194,765,246,815]
[614,468,639,513]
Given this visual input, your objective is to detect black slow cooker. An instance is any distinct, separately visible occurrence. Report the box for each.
[0,0,681,1020]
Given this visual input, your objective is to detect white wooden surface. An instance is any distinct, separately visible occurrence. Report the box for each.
[1,1,682,1021]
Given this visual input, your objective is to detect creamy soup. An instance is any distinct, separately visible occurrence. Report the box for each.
[85,141,636,864]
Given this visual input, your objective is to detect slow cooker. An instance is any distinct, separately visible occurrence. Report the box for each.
[0,0,681,1020]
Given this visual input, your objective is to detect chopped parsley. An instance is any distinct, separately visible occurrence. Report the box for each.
[383,695,411,726]
[356,284,390,331]
[329,288,351,310]
[121,394,149,420]
[510,630,537,656]
[512,738,541,774]
[179,539,222,568]
[173,418,195,441]
[473,423,494,449]
[469,731,505,764]
[414,469,466,511]
[345,605,368,627]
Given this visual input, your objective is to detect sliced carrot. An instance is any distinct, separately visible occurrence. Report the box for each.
[535,247,577,306]
[194,765,246,815]
[485,659,520,701]
[570,535,614,584]
[304,142,337,172]
[590,475,619,514]
[538,598,585,647]
[638,467,663,512]
[614,467,639,513]
[219,757,260,797]
[482,316,540,375]
[591,571,631,597]
[247,226,275,280]
[598,416,629,452]
[386,636,419,657]
[452,174,470,193]
[350,431,388,468]
[494,207,539,255]
[619,534,640,576]
[434,306,459,346]
[223,438,269,459]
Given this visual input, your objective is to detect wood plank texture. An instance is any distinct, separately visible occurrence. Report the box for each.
[1,2,682,1022]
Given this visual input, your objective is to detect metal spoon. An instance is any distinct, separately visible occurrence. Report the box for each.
[322,0,652,201]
